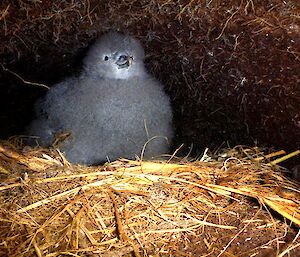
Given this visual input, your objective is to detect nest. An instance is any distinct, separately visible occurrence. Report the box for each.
[0,1,300,254]
[0,142,299,256]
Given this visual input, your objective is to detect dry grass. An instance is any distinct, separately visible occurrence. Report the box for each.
[0,142,299,256]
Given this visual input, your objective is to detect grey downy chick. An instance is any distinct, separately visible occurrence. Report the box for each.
[27,32,173,165]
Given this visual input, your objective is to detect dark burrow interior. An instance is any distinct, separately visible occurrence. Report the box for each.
[0,0,299,170]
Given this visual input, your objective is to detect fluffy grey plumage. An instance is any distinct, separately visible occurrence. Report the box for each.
[27,32,173,165]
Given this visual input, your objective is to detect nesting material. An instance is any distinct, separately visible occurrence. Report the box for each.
[0,142,299,256]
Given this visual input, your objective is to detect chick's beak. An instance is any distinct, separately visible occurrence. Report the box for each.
[116,55,133,69]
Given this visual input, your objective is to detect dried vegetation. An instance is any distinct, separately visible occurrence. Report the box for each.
[0,142,299,256]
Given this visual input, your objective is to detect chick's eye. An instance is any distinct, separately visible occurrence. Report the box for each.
[104,56,109,61]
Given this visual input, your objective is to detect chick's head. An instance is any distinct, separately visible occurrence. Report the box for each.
[84,32,146,79]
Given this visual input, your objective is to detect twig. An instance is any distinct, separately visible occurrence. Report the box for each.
[1,64,49,89]
[278,242,300,257]
[254,150,286,161]
[215,5,241,40]
[268,150,300,166]
[0,4,10,21]
[108,189,141,257]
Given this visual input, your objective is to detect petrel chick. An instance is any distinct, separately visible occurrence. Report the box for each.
[27,32,173,165]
